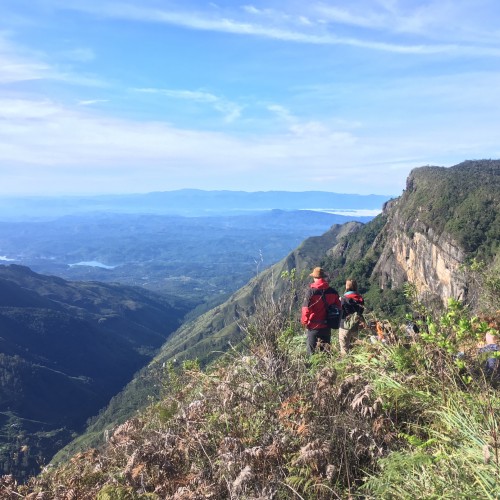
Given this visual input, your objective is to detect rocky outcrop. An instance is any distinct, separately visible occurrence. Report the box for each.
[373,202,467,306]
[369,159,500,307]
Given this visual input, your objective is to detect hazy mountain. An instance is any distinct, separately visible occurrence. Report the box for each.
[0,265,189,480]
[0,190,390,220]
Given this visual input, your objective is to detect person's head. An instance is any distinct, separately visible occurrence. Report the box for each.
[310,267,327,281]
[345,279,358,292]
[486,332,499,345]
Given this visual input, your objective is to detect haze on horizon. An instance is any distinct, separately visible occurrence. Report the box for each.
[1,0,499,197]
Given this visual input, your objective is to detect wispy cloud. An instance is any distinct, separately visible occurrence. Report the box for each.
[56,1,500,56]
[134,87,242,122]
[2,84,496,193]
[0,33,51,83]
[314,1,500,45]
[0,96,378,194]
[267,104,356,140]
[1,1,499,196]
[77,99,108,106]
[0,32,106,86]
[60,47,95,62]
[314,4,386,30]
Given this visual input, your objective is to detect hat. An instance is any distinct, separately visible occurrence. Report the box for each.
[310,267,326,278]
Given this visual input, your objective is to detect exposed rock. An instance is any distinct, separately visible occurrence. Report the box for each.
[373,203,467,306]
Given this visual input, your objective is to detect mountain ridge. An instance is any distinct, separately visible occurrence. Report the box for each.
[0,190,391,219]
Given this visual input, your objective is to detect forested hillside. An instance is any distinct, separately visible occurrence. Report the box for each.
[0,265,189,480]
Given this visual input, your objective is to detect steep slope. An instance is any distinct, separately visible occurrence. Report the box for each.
[53,222,363,460]
[0,265,189,480]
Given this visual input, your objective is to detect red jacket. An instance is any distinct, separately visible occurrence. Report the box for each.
[301,279,341,330]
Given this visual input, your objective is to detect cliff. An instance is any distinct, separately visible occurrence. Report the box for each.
[373,197,468,305]
[371,160,499,307]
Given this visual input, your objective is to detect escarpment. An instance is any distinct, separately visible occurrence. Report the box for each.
[371,160,499,307]
[373,198,467,305]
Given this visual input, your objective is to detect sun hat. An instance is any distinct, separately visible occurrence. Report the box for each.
[310,267,326,278]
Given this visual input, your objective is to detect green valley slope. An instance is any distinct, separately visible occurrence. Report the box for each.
[0,265,189,480]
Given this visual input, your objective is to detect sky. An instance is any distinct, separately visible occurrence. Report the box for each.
[1,0,499,196]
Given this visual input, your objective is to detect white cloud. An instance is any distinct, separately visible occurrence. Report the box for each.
[60,47,95,62]
[0,96,385,194]
[1,2,499,196]
[242,5,260,15]
[77,99,109,106]
[0,32,106,86]
[134,87,242,123]
[1,91,497,196]
[314,5,386,30]
[136,88,218,102]
[0,33,51,83]
[313,1,500,45]
[267,104,353,139]
[53,1,500,56]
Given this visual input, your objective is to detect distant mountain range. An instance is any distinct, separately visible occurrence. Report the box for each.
[0,190,391,219]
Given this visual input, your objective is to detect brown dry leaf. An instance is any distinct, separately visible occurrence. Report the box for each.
[232,465,254,492]
[64,488,77,500]
[297,423,308,435]
[483,443,491,464]
[131,463,145,480]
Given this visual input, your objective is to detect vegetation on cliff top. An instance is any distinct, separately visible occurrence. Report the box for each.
[401,160,500,259]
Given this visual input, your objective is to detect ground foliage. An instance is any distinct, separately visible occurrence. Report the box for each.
[2,267,499,500]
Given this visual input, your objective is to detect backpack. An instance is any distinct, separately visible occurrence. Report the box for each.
[342,295,364,331]
[342,297,364,317]
[319,290,341,329]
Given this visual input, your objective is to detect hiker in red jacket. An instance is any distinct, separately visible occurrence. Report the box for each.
[301,267,341,355]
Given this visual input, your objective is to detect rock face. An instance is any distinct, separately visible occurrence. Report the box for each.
[371,160,499,307]
[373,198,467,305]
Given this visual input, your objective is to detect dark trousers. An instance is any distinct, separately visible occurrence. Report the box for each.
[306,328,331,355]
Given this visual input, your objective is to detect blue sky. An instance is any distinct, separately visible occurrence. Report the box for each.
[1,0,499,196]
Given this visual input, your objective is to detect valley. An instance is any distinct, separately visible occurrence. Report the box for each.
[0,209,377,303]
